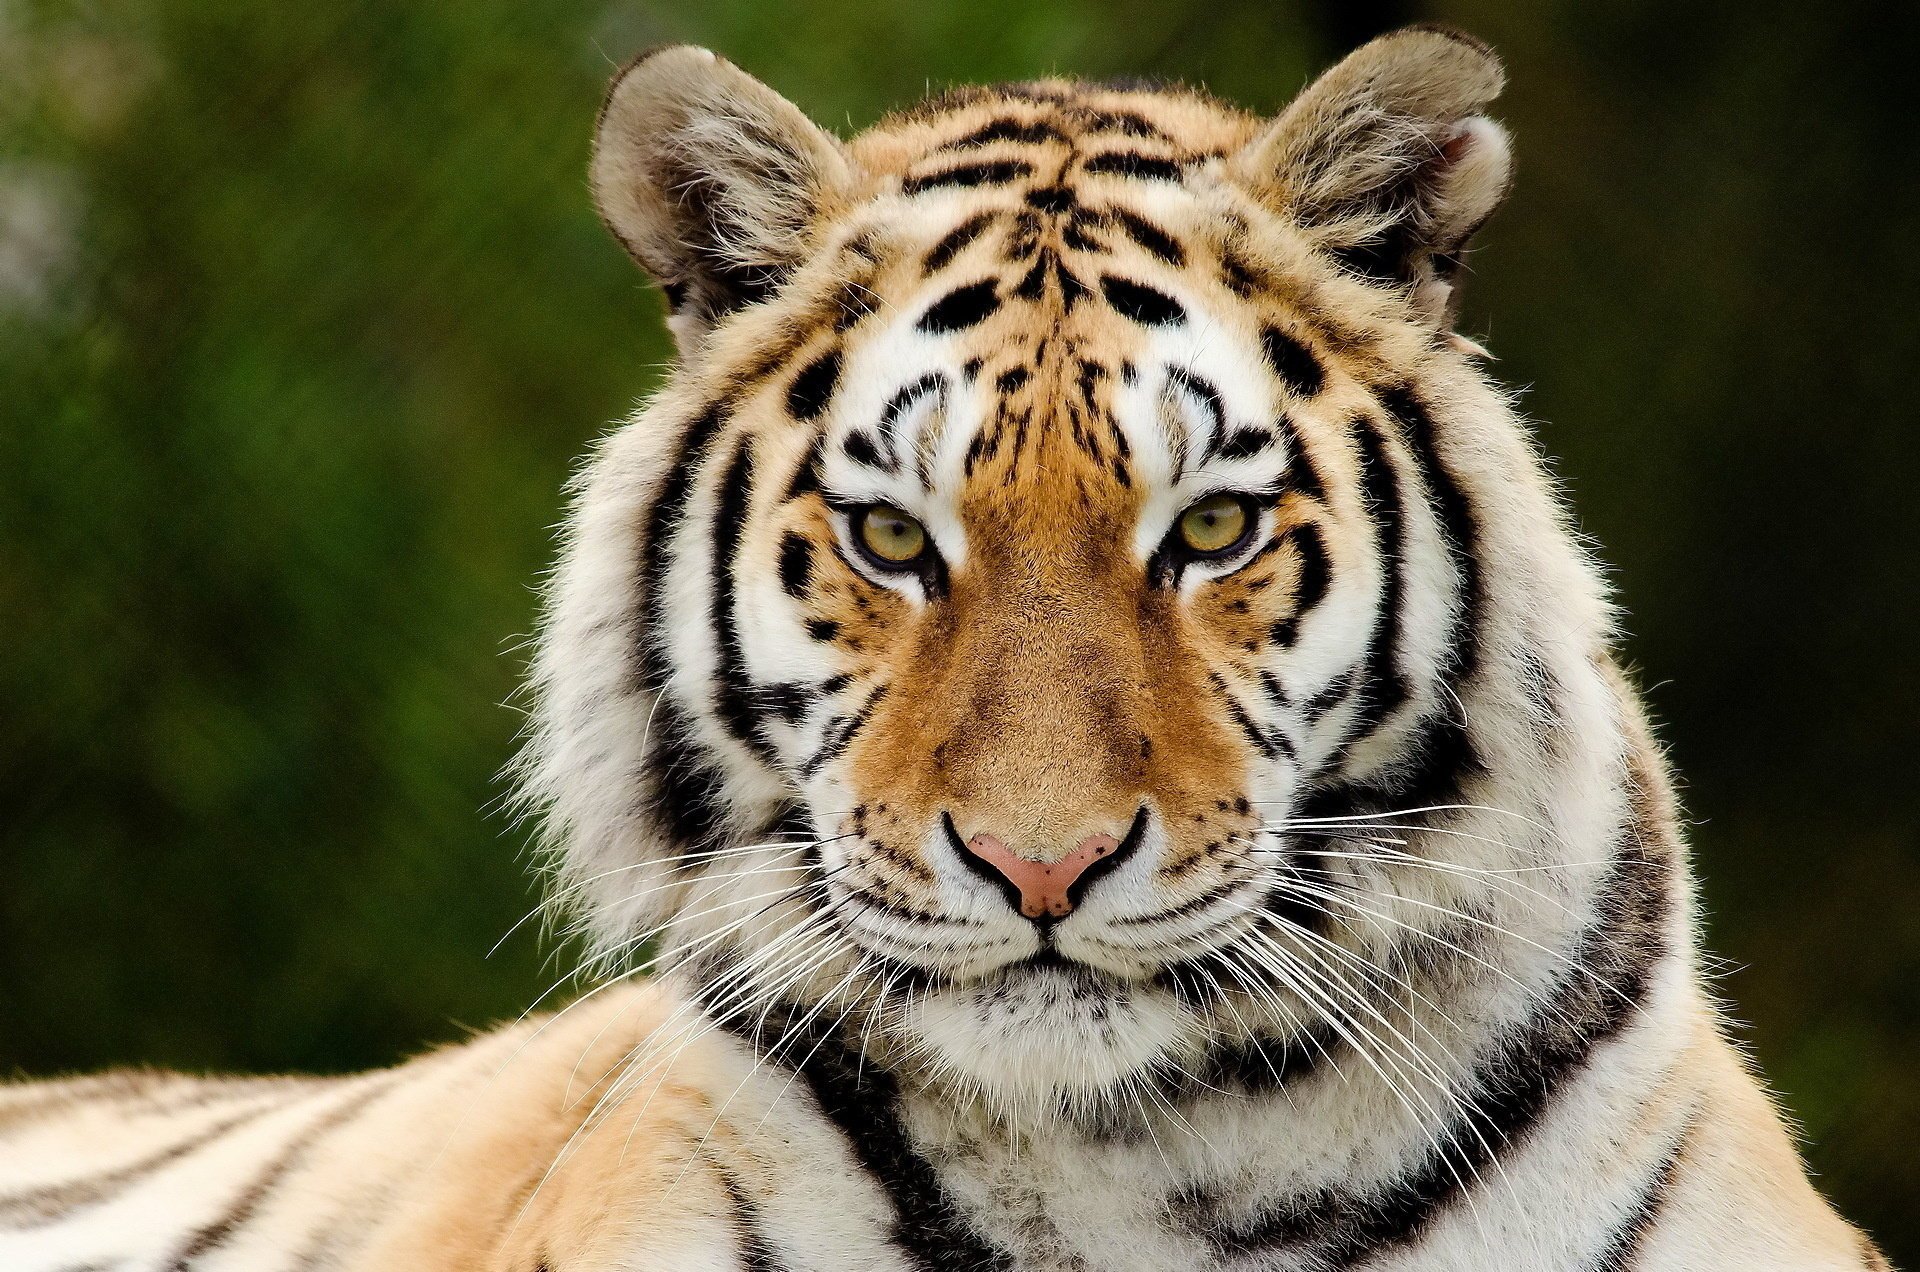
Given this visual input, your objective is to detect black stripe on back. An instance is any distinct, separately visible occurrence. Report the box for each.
[710,438,780,767]
[709,1005,1014,1272]
[1074,107,1168,139]
[901,159,1033,196]
[162,1079,396,1270]
[1203,785,1673,1267]
[0,1095,297,1228]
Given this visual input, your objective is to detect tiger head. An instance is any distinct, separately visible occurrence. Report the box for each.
[521,28,1615,1115]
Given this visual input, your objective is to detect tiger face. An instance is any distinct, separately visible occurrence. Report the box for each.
[532,29,1526,1112]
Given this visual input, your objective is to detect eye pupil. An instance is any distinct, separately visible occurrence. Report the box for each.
[1178,494,1251,556]
[857,505,928,566]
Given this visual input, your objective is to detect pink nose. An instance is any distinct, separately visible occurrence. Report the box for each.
[964,832,1123,919]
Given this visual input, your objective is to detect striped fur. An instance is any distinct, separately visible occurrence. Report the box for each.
[2,27,1890,1271]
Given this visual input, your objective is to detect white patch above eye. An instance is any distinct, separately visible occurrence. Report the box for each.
[1113,306,1295,564]
[816,317,982,580]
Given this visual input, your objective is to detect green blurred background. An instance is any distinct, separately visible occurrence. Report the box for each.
[3,0,1915,1254]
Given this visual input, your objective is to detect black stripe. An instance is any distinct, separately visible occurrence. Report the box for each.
[787,350,841,421]
[1082,151,1184,181]
[1584,1116,1692,1272]
[1210,672,1293,761]
[901,159,1033,196]
[640,405,735,851]
[1261,325,1325,397]
[162,1079,396,1270]
[1075,107,1167,139]
[843,431,890,472]
[1268,522,1331,648]
[1108,207,1185,265]
[1168,367,1225,460]
[778,533,813,598]
[922,212,996,273]
[800,685,888,779]
[711,438,779,767]
[748,682,818,725]
[917,281,1001,333]
[1287,521,1332,615]
[943,117,1065,149]
[720,1173,790,1272]
[1214,426,1274,462]
[1024,184,1074,214]
[708,1006,1013,1272]
[784,432,826,503]
[1204,788,1673,1266]
[1100,275,1185,327]
[1347,416,1411,739]
[0,1096,297,1228]
[1381,385,1483,684]
[879,374,947,468]
[1275,415,1327,501]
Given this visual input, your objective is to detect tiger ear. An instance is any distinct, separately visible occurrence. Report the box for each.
[591,46,852,349]
[1233,25,1512,325]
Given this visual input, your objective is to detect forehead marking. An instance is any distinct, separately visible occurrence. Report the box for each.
[923,212,997,273]
[916,280,1001,333]
[1110,207,1185,266]
[901,158,1032,197]
[1261,325,1326,398]
[1081,151,1185,182]
[1100,275,1185,327]
[942,118,1068,149]
[787,349,841,420]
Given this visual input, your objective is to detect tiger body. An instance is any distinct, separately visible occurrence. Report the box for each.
[1,28,1888,1271]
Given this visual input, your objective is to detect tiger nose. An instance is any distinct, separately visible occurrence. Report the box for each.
[963,831,1125,920]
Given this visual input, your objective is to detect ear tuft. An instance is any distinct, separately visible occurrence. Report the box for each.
[592,47,850,348]
[1234,25,1513,323]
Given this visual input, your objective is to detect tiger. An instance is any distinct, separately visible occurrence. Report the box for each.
[0,24,1892,1272]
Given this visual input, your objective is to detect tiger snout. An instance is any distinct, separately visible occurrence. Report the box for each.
[949,809,1147,920]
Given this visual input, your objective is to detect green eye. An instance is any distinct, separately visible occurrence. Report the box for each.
[855,504,929,567]
[1177,493,1253,557]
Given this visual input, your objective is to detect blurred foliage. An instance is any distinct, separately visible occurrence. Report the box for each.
[1,0,1915,1256]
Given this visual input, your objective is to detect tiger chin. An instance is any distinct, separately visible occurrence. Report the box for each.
[0,25,1893,1272]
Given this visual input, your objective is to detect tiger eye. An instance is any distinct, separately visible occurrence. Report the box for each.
[857,505,928,565]
[1177,493,1251,556]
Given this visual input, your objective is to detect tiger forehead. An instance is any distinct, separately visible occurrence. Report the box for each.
[848,78,1262,177]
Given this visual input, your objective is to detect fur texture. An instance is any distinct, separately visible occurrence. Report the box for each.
[0,27,1890,1271]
